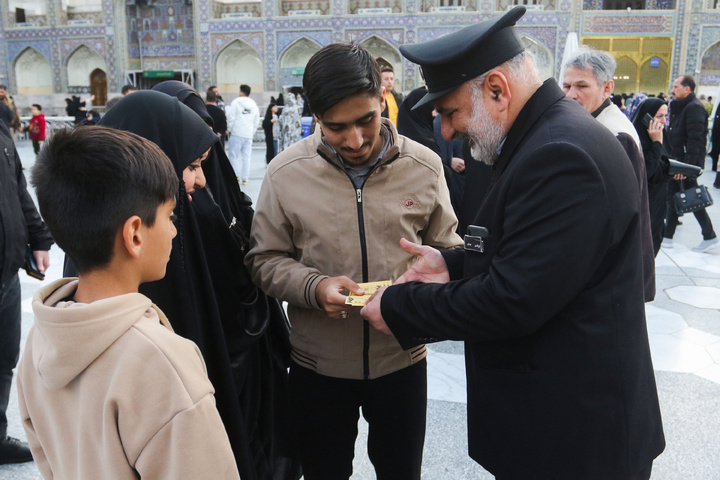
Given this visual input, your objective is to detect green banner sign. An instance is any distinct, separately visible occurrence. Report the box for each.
[291,67,305,75]
[143,70,175,78]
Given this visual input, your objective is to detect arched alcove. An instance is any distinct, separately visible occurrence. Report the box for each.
[521,35,553,82]
[67,45,106,87]
[700,40,720,88]
[360,36,403,91]
[614,55,638,95]
[278,38,322,88]
[215,40,264,94]
[14,47,53,95]
[639,57,669,97]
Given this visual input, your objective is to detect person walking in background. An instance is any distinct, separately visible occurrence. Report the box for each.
[362,7,665,479]
[0,118,53,466]
[262,100,278,163]
[226,84,260,185]
[632,97,671,256]
[27,104,46,155]
[380,65,403,125]
[663,75,718,252]
[208,85,226,110]
[279,91,303,150]
[206,88,228,146]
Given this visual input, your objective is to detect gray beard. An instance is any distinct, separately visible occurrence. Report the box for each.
[464,97,506,166]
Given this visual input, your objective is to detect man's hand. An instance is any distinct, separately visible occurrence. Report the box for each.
[360,287,392,335]
[395,238,450,285]
[451,157,465,173]
[33,250,50,272]
[316,276,364,319]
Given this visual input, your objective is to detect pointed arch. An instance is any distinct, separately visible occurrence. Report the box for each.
[639,57,668,97]
[700,40,720,79]
[520,35,553,82]
[614,55,638,95]
[278,37,322,87]
[66,45,107,87]
[279,37,322,69]
[216,39,264,93]
[13,47,53,95]
[360,35,403,89]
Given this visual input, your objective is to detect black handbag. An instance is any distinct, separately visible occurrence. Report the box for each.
[673,180,714,215]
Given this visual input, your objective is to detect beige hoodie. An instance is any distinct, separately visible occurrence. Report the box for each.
[17,278,240,480]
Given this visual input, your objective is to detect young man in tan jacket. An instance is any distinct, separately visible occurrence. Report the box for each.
[245,43,462,480]
[17,127,240,480]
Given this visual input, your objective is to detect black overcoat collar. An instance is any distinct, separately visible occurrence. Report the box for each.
[493,79,566,175]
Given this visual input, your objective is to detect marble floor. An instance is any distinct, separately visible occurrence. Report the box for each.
[3,145,720,480]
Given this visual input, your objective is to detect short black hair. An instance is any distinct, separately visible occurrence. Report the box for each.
[121,84,138,95]
[207,85,217,92]
[240,84,251,96]
[31,127,178,273]
[303,43,382,117]
[380,66,394,74]
[0,85,6,90]
[206,89,217,102]
[679,75,696,92]
[32,104,42,111]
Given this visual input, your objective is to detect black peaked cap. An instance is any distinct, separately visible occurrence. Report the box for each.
[400,6,527,109]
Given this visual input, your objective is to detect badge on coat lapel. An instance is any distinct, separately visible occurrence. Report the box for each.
[464,225,489,253]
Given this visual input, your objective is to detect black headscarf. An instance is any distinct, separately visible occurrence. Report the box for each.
[152,80,214,127]
[396,86,441,155]
[631,97,667,153]
[151,80,253,224]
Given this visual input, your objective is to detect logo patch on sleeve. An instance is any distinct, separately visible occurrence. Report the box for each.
[399,193,420,209]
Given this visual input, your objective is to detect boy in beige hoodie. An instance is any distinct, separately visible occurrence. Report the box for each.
[16,127,241,480]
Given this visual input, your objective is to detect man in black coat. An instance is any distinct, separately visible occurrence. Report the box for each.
[0,121,53,464]
[663,75,718,252]
[361,7,665,479]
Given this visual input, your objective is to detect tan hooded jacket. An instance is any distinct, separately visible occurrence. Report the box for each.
[245,119,463,380]
[17,278,240,480]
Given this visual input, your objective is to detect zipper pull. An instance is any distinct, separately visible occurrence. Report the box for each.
[4,148,9,164]
[356,189,362,203]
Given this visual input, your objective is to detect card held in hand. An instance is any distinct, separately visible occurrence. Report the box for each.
[345,280,392,306]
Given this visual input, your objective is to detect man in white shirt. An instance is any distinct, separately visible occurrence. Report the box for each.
[226,84,260,184]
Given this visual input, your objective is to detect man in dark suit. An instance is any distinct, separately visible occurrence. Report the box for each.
[361,7,665,480]
[663,75,718,252]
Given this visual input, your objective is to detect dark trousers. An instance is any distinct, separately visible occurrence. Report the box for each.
[31,139,41,155]
[0,274,21,439]
[664,178,716,240]
[289,359,427,480]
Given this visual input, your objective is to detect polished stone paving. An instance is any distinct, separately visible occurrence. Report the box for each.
[3,144,720,479]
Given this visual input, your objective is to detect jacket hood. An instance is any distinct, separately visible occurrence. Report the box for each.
[29,278,168,391]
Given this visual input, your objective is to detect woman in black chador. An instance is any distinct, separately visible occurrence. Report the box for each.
[97,90,300,480]
[632,97,669,256]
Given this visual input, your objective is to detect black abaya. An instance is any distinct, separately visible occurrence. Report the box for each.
[98,91,300,480]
